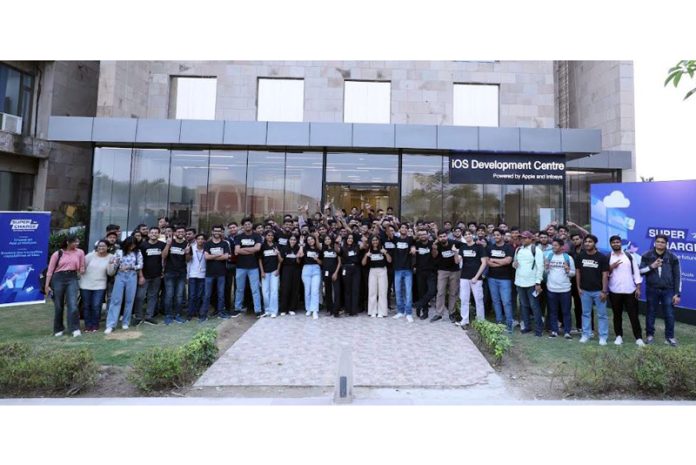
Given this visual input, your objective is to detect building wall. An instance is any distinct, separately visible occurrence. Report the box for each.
[96,61,556,128]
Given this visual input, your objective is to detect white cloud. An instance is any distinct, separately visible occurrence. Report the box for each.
[603,190,631,209]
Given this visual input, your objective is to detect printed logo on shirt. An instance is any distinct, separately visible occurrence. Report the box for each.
[370,253,384,261]
[263,250,277,257]
[397,242,409,249]
[441,250,455,258]
[241,239,255,246]
[278,238,288,246]
[418,247,429,255]
[170,246,185,255]
[384,242,396,249]
[286,253,296,259]
[307,251,318,259]
[210,247,224,256]
[146,248,162,256]
[348,250,356,257]
[582,259,599,269]
[324,251,337,258]
[462,250,477,258]
[490,249,506,258]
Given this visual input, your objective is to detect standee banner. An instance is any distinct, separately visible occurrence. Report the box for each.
[449,153,566,185]
[591,181,696,311]
[0,211,51,307]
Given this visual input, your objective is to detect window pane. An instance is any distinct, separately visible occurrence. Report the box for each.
[503,185,522,228]
[128,149,171,232]
[89,148,132,248]
[206,150,247,231]
[168,150,209,231]
[522,184,563,231]
[442,156,483,223]
[257,78,304,122]
[246,151,286,220]
[285,152,323,218]
[326,152,398,184]
[0,171,33,211]
[453,84,499,127]
[566,170,618,230]
[173,77,217,120]
[482,185,503,226]
[401,154,443,224]
[344,81,391,123]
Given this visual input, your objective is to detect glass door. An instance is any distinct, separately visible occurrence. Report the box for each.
[325,184,400,217]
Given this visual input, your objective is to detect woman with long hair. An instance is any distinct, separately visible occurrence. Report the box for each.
[44,235,86,337]
[299,234,322,320]
[362,235,392,318]
[79,240,115,332]
[341,233,362,316]
[259,230,282,318]
[321,235,342,317]
[105,236,143,334]
[279,235,301,316]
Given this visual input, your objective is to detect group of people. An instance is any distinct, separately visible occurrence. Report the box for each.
[45,203,682,346]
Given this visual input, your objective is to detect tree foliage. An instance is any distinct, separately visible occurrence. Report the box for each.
[665,60,696,100]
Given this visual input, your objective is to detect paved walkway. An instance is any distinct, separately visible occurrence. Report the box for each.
[196,313,501,390]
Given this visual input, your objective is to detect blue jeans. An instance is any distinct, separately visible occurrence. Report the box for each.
[164,271,186,319]
[52,271,80,333]
[488,278,513,331]
[302,264,321,313]
[235,267,262,314]
[580,290,608,339]
[645,287,676,339]
[261,272,280,315]
[394,269,413,315]
[203,275,226,317]
[106,271,138,329]
[188,278,205,318]
[546,290,571,335]
[517,285,544,336]
[80,288,105,329]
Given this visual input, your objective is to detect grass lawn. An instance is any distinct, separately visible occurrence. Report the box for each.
[0,301,223,366]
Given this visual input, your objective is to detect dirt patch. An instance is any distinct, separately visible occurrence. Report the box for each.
[105,331,143,340]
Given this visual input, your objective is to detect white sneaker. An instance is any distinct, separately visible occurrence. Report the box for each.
[392,313,404,319]
[270,314,277,318]
[104,327,113,335]
[377,314,384,318]
[312,312,318,320]
[306,311,311,316]
[599,338,607,346]
[454,321,462,326]
[122,325,129,330]
[614,336,623,345]
[370,315,376,318]
[72,330,82,338]
[579,336,589,343]
[636,338,646,347]
[54,331,64,337]
[289,311,296,316]
[406,315,414,323]
[280,312,286,316]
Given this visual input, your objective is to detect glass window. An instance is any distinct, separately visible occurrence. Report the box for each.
[128,149,171,232]
[285,152,323,218]
[522,184,563,231]
[246,151,286,220]
[482,185,503,226]
[442,156,483,224]
[344,81,391,124]
[326,152,398,184]
[206,150,248,231]
[171,77,217,120]
[168,150,209,231]
[502,185,522,228]
[257,78,304,122]
[0,171,33,211]
[89,148,132,248]
[0,63,34,134]
[566,170,619,231]
[400,154,443,224]
[453,83,498,127]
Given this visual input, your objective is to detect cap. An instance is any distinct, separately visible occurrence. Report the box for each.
[521,231,534,239]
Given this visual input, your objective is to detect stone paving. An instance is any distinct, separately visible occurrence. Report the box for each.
[196,313,496,388]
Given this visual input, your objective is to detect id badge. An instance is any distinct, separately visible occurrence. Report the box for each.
[325,270,329,277]
[342,269,347,276]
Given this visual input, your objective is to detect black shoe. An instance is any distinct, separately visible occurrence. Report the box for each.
[430,315,442,323]
[420,311,429,320]
[132,318,142,326]
[218,312,231,320]
[144,318,158,325]
[230,310,242,318]
[255,312,264,319]
[448,313,457,323]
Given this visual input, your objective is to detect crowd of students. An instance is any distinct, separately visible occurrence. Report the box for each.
[45,203,683,346]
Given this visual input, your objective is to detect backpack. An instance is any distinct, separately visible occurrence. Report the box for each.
[39,249,63,294]
[515,244,538,269]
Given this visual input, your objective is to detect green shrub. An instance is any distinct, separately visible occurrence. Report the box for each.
[471,320,512,363]
[129,329,219,392]
[0,342,98,396]
[631,347,668,393]
[569,347,632,394]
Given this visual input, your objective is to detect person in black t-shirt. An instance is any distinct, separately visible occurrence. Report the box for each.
[486,228,515,332]
[413,229,437,319]
[362,235,392,317]
[201,225,231,321]
[458,230,488,328]
[134,227,165,326]
[431,231,462,322]
[340,233,362,316]
[321,235,342,317]
[259,230,282,318]
[224,222,239,315]
[233,218,263,317]
[575,234,610,345]
[279,235,301,316]
[161,225,190,324]
[299,234,322,319]
[392,224,416,322]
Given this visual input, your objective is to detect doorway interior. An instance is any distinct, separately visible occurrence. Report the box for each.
[325,184,399,217]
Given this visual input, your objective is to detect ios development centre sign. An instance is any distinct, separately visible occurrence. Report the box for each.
[449,153,566,185]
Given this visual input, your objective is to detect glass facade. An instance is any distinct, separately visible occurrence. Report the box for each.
[0,63,34,134]
[0,171,34,211]
[89,147,618,248]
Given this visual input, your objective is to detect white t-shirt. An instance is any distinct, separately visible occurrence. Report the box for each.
[79,253,113,290]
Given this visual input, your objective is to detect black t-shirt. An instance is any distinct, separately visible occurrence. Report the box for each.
[415,240,435,271]
[393,236,414,271]
[575,250,610,291]
[277,231,292,248]
[281,245,300,268]
[341,245,362,266]
[460,243,487,280]
[383,236,397,266]
[303,245,321,266]
[367,248,388,269]
[321,248,339,274]
[486,243,515,280]
[260,242,280,273]
[235,233,262,269]
[435,240,459,272]
[165,238,188,274]
[140,240,165,279]
[204,239,231,277]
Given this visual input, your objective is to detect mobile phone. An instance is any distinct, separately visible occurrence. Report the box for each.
[532,289,539,298]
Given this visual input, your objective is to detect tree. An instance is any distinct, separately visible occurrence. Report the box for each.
[664,60,696,100]
[640,176,654,182]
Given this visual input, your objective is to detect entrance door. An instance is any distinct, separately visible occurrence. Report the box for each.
[325,184,399,217]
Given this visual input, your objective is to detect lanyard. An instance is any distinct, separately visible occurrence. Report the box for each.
[195,249,204,272]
